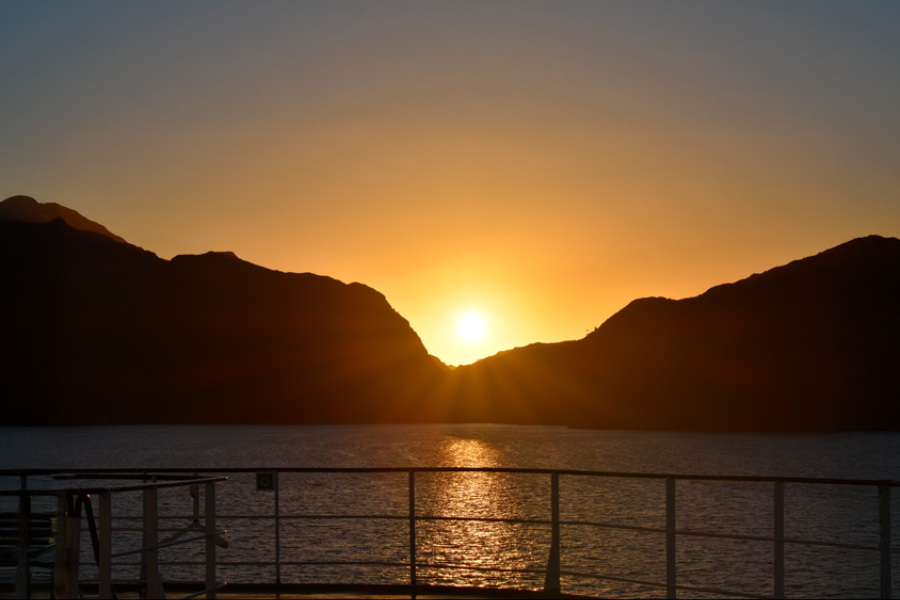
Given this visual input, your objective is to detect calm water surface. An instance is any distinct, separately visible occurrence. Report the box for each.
[2,424,899,598]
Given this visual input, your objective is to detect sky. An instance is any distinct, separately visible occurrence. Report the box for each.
[2,1,899,365]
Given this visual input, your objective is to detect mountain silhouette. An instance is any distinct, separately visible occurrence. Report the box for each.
[445,235,900,431]
[0,195,127,243]
[0,198,444,424]
[2,196,898,430]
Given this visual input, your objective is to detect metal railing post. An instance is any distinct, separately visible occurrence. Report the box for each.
[16,475,31,598]
[205,481,218,599]
[98,492,113,599]
[15,475,31,599]
[144,486,165,598]
[192,471,201,527]
[139,472,154,599]
[880,484,892,600]
[409,470,417,599]
[774,480,785,599]
[140,479,147,599]
[275,470,281,598]
[66,495,83,599]
[544,471,561,596]
[666,476,677,599]
[53,493,69,599]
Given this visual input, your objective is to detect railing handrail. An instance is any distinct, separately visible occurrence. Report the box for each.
[3,467,895,598]
[3,466,900,487]
[0,476,227,496]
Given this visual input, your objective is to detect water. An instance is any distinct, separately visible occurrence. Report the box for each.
[2,424,900,597]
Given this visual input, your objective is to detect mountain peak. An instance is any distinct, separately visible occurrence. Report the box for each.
[0,195,127,244]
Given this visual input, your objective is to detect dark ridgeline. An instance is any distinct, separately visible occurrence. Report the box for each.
[0,194,127,243]
[0,196,446,425]
[447,235,900,431]
[1,195,899,431]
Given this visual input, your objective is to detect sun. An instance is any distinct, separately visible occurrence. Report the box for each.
[457,312,486,341]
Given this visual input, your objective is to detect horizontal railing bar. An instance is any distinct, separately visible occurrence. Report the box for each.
[111,527,208,532]
[73,579,191,585]
[561,519,881,550]
[202,559,545,574]
[69,512,890,554]
[71,582,563,599]
[73,578,219,584]
[91,559,542,573]
[103,513,409,520]
[560,569,771,599]
[84,515,229,520]
[110,530,226,558]
[228,514,408,521]
[84,559,409,568]
[561,519,667,534]
[218,560,410,568]
[104,513,543,523]
[280,560,408,568]
[680,531,878,551]
[52,474,205,481]
[3,467,899,487]
[558,570,671,591]
[0,477,226,496]
[193,557,778,595]
[419,515,550,526]
[418,561,546,575]
[94,512,886,553]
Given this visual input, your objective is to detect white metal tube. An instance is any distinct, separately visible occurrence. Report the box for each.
[67,497,82,598]
[666,477,676,599]
[99,492,112,599]
[205,482,217,599]
[275,471,281,592]
[53,493,68,599]
[774,481,784,599]
[15,475,31,599]
[409,471,417,594]
[144,486,165,598]
[880,485,891,600]
[544,472,561,594]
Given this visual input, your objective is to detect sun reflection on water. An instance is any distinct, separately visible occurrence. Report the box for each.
[415,436,550,590]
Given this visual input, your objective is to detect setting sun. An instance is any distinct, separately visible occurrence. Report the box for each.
[457,312,486,341]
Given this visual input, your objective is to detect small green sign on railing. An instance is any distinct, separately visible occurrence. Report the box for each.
[256,471,276,491]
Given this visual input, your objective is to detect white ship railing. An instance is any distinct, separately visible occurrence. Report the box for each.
[1,467,898,599]
[0,475,227,599]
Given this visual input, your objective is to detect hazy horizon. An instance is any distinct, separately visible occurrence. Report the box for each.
[2,1,898,364]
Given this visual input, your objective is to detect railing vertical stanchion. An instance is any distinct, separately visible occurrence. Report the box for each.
[144,486,165,598]
[140,472,148,599]
[53,492,68,599]
[192,472,200,526]
[774,480,784,599]
[880,484,892,600]
[99,491,112,599]
[66,494,82,597]
[275,470,281,598]
[666,476,676,599]
[409,470,417,599]
[544,471,561,596]
[15,475,31,600]
[205,481,217,599]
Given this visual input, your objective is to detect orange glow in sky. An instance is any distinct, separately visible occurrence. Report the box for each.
[2,3,898,365]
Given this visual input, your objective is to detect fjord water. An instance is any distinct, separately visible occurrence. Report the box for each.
[2,424,899,598]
